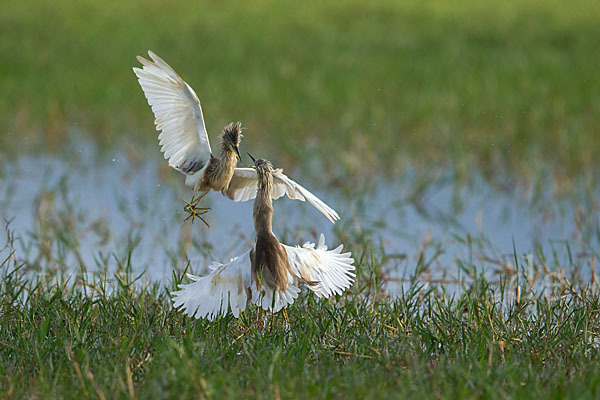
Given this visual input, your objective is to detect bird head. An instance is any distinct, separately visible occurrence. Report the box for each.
[222,122,243,162]
[248,153,272,175]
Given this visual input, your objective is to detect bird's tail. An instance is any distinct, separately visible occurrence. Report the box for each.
[250,276,300,312]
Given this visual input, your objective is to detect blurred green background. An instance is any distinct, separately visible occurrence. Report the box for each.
[1,0,599,184]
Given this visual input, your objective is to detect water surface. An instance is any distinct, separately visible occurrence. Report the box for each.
[1,148,597,291]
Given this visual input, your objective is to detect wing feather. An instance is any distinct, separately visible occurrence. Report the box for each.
[283,234,355,298]
[172,250,252,320]
[222,168,340,223]
[134,50,212,175]
[272,170,339,223]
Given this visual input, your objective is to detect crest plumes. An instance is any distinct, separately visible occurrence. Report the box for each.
[222,121,243,148]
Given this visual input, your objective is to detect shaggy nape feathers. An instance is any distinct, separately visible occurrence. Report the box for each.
[221,121,243,149]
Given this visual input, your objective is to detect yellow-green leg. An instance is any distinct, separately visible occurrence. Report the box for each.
[183,191,210,226]
[282,308,290,325]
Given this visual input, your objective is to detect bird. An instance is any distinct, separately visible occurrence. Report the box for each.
[133,51,340,224]
[171,156,355,320]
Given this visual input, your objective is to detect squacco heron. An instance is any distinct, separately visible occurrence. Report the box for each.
[171,157,355,320]
[133,51,340,224]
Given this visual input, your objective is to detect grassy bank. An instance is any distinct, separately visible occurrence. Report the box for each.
[1,0,599,182]
[1,223,600,399]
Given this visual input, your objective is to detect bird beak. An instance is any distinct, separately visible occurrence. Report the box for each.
[247,152,257,165]
[234,146,242,164]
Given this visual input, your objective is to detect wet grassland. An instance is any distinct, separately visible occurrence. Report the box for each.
[1,0,600,398]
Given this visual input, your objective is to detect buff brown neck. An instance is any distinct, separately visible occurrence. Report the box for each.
[251,159,291,292]
[253,164,274,235]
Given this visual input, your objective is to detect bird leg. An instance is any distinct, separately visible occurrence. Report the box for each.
[255,269,263,291]
[281,308,290,325]
[183,190,210,226]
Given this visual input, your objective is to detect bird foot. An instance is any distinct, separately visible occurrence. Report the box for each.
[183,192,210,226]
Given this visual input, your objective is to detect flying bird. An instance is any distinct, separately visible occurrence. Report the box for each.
[133,51,339,223]
[172,157,355,320]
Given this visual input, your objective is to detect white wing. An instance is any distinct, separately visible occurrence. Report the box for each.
[283,234,355,298]
[134,50,212,175]
[222,168,340,223]
[172,250,251,320]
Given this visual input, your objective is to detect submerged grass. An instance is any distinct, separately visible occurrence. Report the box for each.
[1,220,600,399]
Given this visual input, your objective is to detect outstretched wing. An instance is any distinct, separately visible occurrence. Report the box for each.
[222,168,340,223]
[134,50,212,175]
[283,234,355,298]
[172,249,252,320]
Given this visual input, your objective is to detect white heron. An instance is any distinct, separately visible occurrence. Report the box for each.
[171,157,355,320]
[133,51,340,224]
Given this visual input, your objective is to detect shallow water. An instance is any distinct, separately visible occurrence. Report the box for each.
[364,173,598,294]
[0,148,597,291]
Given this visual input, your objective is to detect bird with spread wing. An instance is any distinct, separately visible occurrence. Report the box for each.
[133,51,339,224]
[172,157,355,320]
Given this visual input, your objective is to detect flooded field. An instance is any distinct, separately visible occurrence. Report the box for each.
[2,145,596,294]
[3,1,600,396]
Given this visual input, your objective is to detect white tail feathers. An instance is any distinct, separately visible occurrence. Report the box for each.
[250,275,300,313]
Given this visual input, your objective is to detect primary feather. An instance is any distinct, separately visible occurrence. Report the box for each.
[133,51,212,175]
[172,250,252,321]
[223,168,340,223]
[283,233,355,298]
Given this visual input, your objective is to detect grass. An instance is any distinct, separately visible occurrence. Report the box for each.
[2,0,600,398]
[1,0,600,184]
[1,222,600,399]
